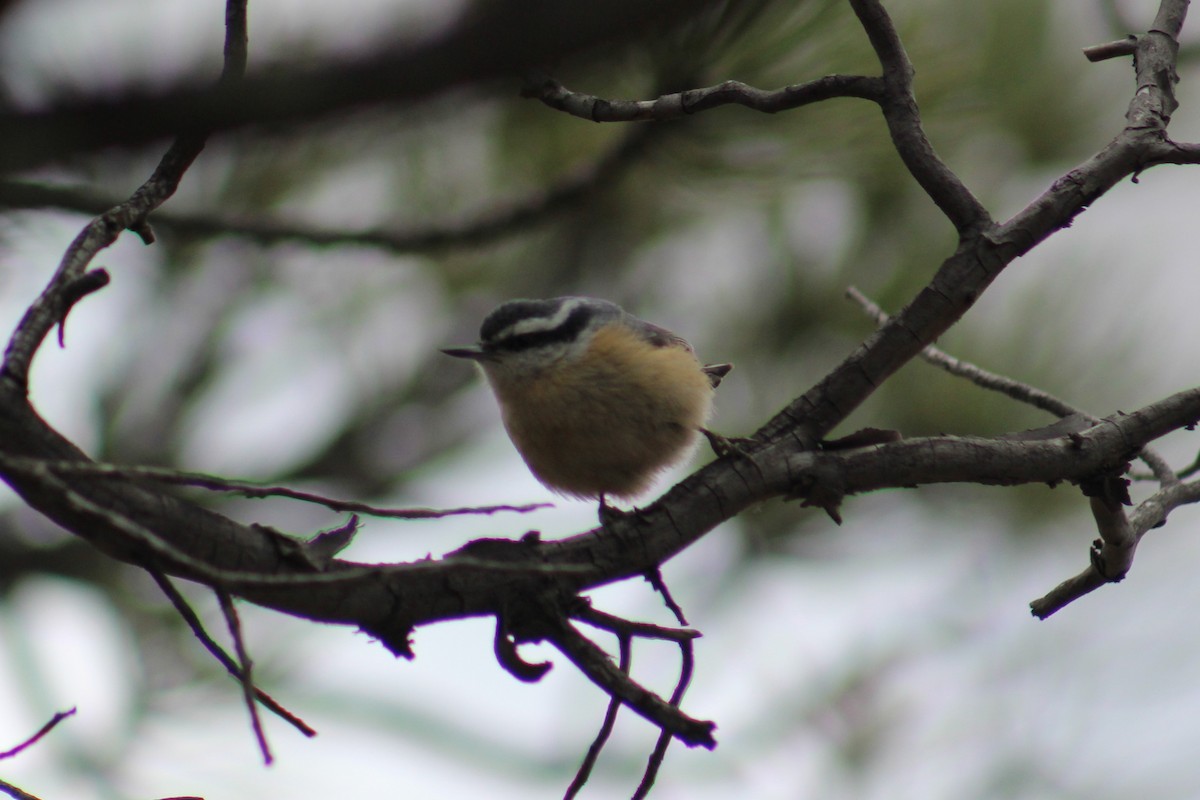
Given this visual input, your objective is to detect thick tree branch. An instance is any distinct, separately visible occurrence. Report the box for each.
[1,4,1197,789]
[3,371,1199,652]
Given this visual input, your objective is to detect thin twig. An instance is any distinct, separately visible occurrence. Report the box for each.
[0,709,76,760]
[19,456,551,519]
[573,605,699,643]
[564,633,631,800]
[644,568,688,626]
[218,589,273,764]
[845,286,1179,486]
[633,637,696,800]
[1083,37,1139,61]
[543,617,715,749]
[524,72,883,121]
[150,571,316,737]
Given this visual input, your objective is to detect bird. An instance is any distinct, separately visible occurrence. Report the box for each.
[443,296,731,518]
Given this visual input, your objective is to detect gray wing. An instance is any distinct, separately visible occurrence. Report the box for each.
[629,315,732,389]
[635,319,693,351]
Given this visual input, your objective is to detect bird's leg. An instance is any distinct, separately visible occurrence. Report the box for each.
[598,493,626,527]
[700,428,767,488]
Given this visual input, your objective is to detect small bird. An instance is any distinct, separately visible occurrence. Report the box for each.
[443,297,731,515]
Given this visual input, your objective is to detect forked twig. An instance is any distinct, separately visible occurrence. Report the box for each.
[844,286,1177,485]
[564,633,631,800]
[150,571,316,737]
[633,637,697,800]
[218,589,273,764]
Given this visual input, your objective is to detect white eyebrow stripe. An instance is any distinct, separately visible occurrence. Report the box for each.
[501,298,586,339]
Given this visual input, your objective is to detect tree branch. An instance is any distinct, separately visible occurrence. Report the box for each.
[525,0,990,235]
[150,571,316,737]
[0,709,76,760]
[754,0,1189,449]
[217,589,273,764]
[564,633,630,800]
[0,0,719,172]
[3,371,1199,654]
[0,125,659,255]
[1,0,251,388]
[1030,479,1200,618]
[8,456,549,520]
[523,72,884,121]
[845,286,1178,485]
[847,0,991,232]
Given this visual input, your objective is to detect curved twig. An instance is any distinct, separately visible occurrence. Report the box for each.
[564,633,630,800]
[1,0,250,388]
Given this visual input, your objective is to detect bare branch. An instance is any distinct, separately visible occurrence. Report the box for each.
[150,571,316,737]
[633,637,696,800]
[564,633,630,800]
[644,568,689,626]
[0,1,720,173]
[845,286,1179,486]
[218,589,273,764]
[847,0,991,232]
[524,0,990,235]
[16,456,550,519]
[0,779,42,800]
[1031,478,1200,618]
[846,287,1079,418]
[1088,495,1136,579]
[523,72,883,121]
[0,709,76,760]
[756,2,1189,450]
[544,616,716,749]
[573,606,700,644]
[1083,37,1139,62]
[1,0,250,388]
[493,612,553,683]
[4,369,1200,649]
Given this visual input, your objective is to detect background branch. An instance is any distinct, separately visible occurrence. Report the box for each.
[1,0,251,387]
[0,0,718,172]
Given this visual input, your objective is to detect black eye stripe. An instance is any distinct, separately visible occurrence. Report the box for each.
[490,305,593,353]
[480,299,564,343]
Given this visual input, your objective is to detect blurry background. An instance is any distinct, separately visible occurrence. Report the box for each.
[3,0,1200,797]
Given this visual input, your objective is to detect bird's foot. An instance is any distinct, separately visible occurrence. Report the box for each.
[700,428,757,460]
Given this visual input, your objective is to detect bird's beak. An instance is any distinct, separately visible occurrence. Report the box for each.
[441,345,489,361]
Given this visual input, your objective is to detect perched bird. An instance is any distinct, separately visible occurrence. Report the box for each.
[443,297,731,514]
